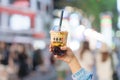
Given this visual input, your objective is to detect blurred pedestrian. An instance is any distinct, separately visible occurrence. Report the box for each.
[33,49,44,71]
[78,41,94,72]
[7,44,19,80]
[95,43,113,80]
[17,44,29,79]
[0,42,10,80]
[0,41,9,65]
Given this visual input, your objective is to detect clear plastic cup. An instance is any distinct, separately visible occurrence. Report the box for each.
[50,26,68,56]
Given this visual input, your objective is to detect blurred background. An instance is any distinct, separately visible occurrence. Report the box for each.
[0,0,120,80]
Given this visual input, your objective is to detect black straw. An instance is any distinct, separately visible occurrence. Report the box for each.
[59,10,64,31]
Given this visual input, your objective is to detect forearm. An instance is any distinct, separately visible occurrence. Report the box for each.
[68,57,81,74]
[68,57,93,80]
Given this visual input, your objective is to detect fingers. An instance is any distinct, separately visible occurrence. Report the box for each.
[49,44,52,48]
[49,44,52,53]
[60,46,67,50]
[49,48,52,52]
[49,44,67,52]
[54,55,59,58]
[54,55,64,60]
[49,45,69,57]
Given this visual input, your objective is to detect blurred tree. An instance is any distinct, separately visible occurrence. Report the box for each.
[53,0,118,32]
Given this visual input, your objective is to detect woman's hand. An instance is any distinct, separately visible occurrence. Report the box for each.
[49,45,75,64]
[49,45,81,74]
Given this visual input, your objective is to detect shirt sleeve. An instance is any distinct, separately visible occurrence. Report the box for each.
[72,68,93,80]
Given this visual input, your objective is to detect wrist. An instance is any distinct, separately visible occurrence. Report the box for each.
[68,57,81,74]
[68,56,76,65]
[68,57,79,67]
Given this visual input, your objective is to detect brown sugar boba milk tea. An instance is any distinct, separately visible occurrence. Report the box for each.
[50,31,68,55]
[50,10,68,56]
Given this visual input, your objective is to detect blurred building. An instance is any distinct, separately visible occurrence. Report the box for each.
[0,0,53,46]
